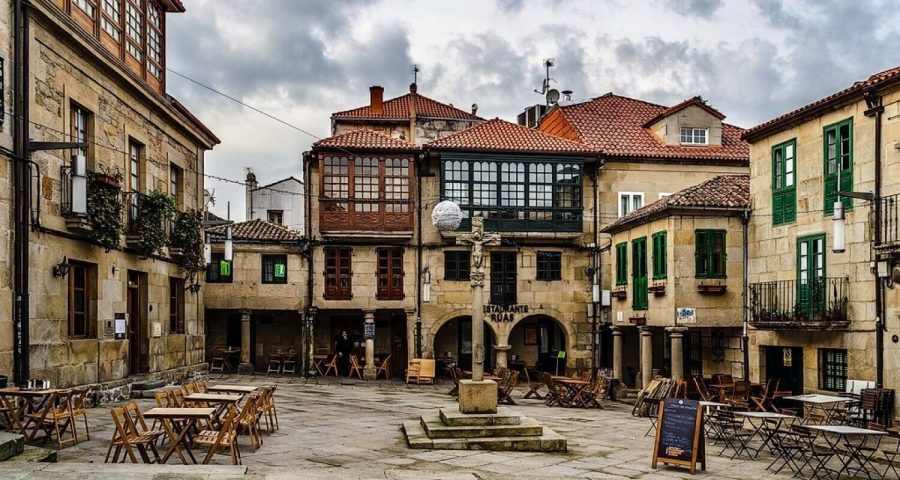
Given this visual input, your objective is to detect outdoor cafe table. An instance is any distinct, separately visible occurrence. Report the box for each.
[782,394,852,423]
[699,401,728,437]
[808,424,887,478]
[142,407,216,464]
[0,387,61,440]
[555,377,591,406]
[182,393,243,420]
[207,385,258,395]
[733,411,797,457]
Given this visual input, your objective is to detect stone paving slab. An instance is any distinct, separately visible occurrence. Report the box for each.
[0,374,802,479]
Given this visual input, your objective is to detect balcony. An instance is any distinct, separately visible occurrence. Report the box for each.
[319,198,414,236]
[749,277,849,331]
[457,207,583,234]
[877,193,900,251]
[61,166,120,233]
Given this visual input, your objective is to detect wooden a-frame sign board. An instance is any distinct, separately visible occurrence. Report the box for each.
[651,398,706,474]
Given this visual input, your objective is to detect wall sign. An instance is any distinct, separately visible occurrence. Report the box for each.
[114,313,128,340]
[783,348,793,367]
[652,398,705,474]
[483,304,529,322]
[364,322,375,340]
[676,308,697,324]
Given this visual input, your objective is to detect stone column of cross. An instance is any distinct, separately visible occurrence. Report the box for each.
[457,215,500,382]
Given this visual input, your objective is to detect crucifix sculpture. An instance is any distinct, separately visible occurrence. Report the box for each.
[457,214,501,382]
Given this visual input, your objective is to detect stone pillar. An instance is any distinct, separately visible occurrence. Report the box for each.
[471,273,486,382]
[405,308,417,362]
[239,310,253,374]
[494,344,511,370]
[612,327,623,382]
[668,327,687,382]
[363,310,377,380]
[640,327,653,390]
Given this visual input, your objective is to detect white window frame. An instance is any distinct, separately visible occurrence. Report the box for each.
[618,192,645,218]
[680,127,709,145]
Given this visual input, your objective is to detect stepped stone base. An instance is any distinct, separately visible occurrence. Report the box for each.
[403,407,566,452]
[6,446,57,462]
[0,432,24,461]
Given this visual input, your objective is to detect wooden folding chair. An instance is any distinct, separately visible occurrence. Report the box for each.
[375,354,392,379]
[498,371,519,405]
[406,359,421,384]
[0,393,21,432]
[323,354,339,377]
[235,395,263,452]
[751,378,779,412]
[694,376,717,402]
[198,408,241,465]
[167,389,185,408]
[70,387,91,441]
[24,390,78,449]
[209,346,226,374]
[282,350,298,375]
[522,368,545,400]
[258,385,278,433]
[348,355,364,379]
[105,405,163,464]
[266,350,283,376]
[448,365,461,397]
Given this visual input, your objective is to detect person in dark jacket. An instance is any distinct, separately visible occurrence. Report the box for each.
[335,330,353,376]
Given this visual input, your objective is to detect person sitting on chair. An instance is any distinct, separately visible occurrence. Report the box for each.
[335,330,353,376]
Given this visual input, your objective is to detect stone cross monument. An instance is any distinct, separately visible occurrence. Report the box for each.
[457,214,501,382]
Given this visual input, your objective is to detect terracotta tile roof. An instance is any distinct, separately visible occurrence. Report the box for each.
[602,174,750,233]
[313,129,420,152]
[549,93,749,162]
[332,93,482,121]
[743,65,900,141]
[207,218,301,243]
[426,118,598,154]
[161,0,186,12]
[167,96,220,146]
[643,96,725,127]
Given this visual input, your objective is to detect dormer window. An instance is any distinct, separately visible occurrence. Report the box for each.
[680,128,708,145]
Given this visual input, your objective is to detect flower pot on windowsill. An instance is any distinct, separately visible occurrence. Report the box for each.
[648,282,667,296]
[93,173,120,189]
[628,316,646,326]
[168,246,185,259]
[697,280,727,294]
[611,287,627,300]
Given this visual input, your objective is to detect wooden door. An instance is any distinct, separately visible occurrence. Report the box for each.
[127,271,147,374]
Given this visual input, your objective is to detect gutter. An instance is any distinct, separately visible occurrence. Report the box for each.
[415,151,424,358]
[864,90,885,387]
[12,0,31,384]
[302,152,315,376]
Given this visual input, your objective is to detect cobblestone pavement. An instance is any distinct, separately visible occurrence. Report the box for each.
[9,374,800,479]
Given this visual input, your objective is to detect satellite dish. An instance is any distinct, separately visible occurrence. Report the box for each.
[546,89,560,104]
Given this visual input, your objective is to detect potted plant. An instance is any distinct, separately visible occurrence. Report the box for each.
[135,189,177,258]
[87,172,123,251]
[172,208,206,274]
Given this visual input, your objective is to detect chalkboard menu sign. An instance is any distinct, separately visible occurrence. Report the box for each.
[651,398,705,474]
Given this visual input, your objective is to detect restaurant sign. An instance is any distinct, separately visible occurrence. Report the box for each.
[484,304,529,322]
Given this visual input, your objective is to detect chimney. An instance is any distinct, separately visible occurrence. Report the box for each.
[409,82,417,94]
[245,169,257,221]
[370,85,384,115]
[471,103,478,116]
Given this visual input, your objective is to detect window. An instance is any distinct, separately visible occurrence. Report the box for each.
[536,251,561,281]
[354,157,378,212]
[444,251,470,281]
[125,0,143,61]
[652,231,667,280]
[680,127,708,145]
[324,247,352,299]
[376,247,404,300]
[772,139,797,225]
[824,118,853,214]
[618,192,644,217]
[101,0,121,40]
[384,158,410,213]
[147,2,163,78]
[695,230,726,278]
[74,0,96,17]
[128,139,142,227]
[490,252,517,305]
[320,155,413,230]
[267,210,283,225]
[71,103,91,167]
[205,252,232,283]
[68,261,96,338]
[322,156,349,211]
[169,277,184,334]
[819,348,847,392]
[261,254,288,284]
[440,157,582,232]
[169,164,182,207]
[615,242,628,285]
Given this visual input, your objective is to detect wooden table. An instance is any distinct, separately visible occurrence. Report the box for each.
[207,385,258,395]
[0,387,61,441]
[142,407,216,464]
[183,393,243,420]
[708,383,735,400]
[553,377,590,407]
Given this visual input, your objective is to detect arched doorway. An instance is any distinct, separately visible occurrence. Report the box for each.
[433,316,497,374]
[508,315,567,373]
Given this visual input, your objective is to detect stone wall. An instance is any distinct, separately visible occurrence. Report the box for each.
[334,117,478,146]
[204,245,306,311]
[647,104,724,146]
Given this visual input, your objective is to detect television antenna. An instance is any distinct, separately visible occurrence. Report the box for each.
[534,58,560,106]
[411,64,419,85]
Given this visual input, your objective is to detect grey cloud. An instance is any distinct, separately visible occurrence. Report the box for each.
[657,0,723,18]
[496,0,525,13]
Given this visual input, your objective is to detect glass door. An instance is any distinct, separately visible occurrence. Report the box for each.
[797,235,825,319]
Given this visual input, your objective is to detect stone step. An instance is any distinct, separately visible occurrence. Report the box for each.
[403,420,566,452]
[5,446,57,462]
[132,379,167,391]
[0,432,24,461]
[421,415,543,439]
[438,407,521,426]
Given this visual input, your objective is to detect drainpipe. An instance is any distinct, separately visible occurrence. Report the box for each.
[865,91,884,387]
[302,152,315,376]
[741,210,750,390]
[12,0,31,385]
[590,163,599,379]
[415,152,423,358]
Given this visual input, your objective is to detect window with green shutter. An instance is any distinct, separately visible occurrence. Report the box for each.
[652,231,667,280]
[615,242,628,285]
[262,254,288,284]
[695,230,726,279]
[824,118,853,214]
[772,139,797,225]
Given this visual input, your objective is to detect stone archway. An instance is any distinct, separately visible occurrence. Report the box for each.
[431,315,498,374]
[504,314,574,374]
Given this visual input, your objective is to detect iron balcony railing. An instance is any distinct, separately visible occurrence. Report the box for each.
[60,165,99,217]
[749,277,849,330]
[878,193,900,248]
[457,206,583,233]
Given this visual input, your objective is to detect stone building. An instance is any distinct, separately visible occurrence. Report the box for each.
[0,0,218,388]
[602,175,750,388]
[203,219,306,372]
[742,66,900,398]
[244,172,305,231]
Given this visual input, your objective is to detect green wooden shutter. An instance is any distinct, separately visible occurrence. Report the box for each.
[652,231,667,280]
[695,230,706,277]
[824,119,853,214]
[616,242,628,285]
[632,237,648,310]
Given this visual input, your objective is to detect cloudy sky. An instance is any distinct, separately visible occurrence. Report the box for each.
[166,0,899,221]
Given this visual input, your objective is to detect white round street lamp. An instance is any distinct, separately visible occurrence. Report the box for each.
[432,200,463,232]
